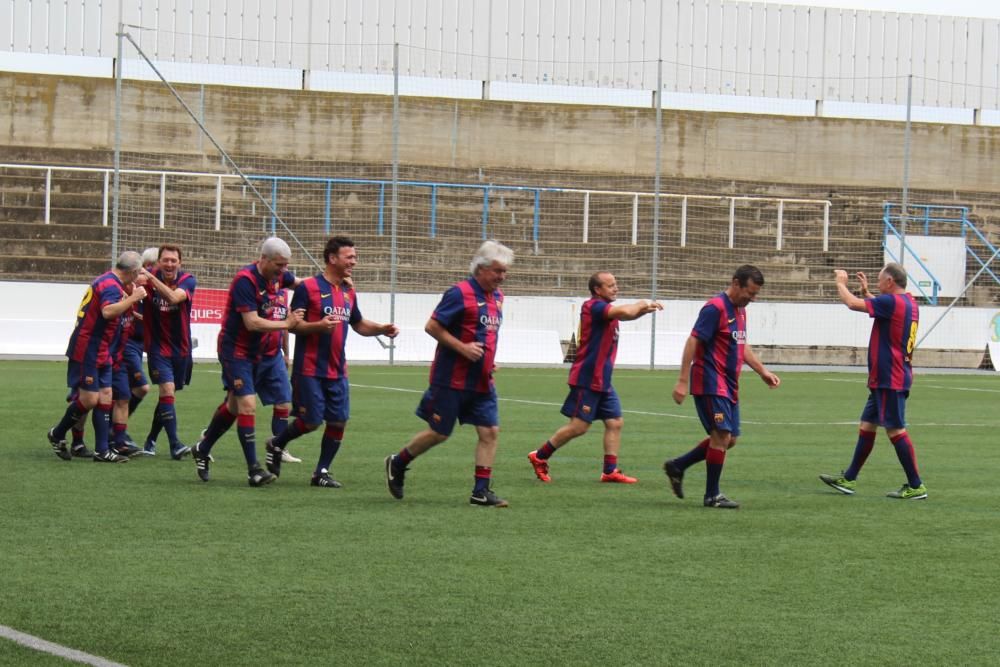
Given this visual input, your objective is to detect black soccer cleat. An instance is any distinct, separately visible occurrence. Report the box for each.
[384,455,407,500]
[703,493,739,509]
[71,442,94,459]
[663,459,685,499]
[48,428,72,461]
[192,441,211,482]
[470,487,509,508]
[248,465,276,487]
[169,444,192,460]
[112,442,142,458]
[264,438,283,478]
[93,449,129,463]
[311,469,343,488]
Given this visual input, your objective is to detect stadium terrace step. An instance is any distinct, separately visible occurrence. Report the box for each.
[0,221,112,243]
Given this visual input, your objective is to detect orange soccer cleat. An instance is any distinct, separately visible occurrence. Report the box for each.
[600,468,638,484]
[527,450,551,482]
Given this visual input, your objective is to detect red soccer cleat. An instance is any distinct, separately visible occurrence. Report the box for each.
[600,468,638,484]
[527,450,551,482]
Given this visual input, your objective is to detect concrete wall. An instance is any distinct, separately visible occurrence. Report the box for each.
[3,71,1000,191]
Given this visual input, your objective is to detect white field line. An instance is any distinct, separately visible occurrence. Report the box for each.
[0,625,128,667]
[349,383,995,428]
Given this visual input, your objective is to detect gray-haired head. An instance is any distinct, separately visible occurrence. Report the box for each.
[141,247,159,267]
[260,237,292,261]
[116,251,142,272]
[469,239,514,276]
[882,262,907,289]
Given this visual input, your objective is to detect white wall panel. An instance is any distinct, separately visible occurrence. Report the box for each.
[4,0,1000,109]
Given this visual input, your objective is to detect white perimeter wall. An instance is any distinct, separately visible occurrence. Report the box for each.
[3,281,998,366]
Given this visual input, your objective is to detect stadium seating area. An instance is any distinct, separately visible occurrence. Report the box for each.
[2,145,999,306]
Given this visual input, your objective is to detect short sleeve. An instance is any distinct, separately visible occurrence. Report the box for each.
[349,290,363,325]
[290,282,309,312]
[232,275,259,313]
[180,273,197,299]
[431,286,464,327]
[691,302,721,342]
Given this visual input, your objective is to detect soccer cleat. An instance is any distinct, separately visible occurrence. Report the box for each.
[143,439,157,456]
[819,473,857,495]
[600,468,638,484]
[248,465,276,487]
[663,459,685,499]
[264,438,283,477]
[703,494,739,509]
[281,448,302,463]
[527,450,551,482]
[169,444,192,461]
[113,442,142,458]
[193,441,211,482]
[71,442,94,459]
[384,455,407,500]
[311,469,343,488]
[470,487,509,507]
[93,449,129,463]
[886,484,928,500]
[48,428,72,461]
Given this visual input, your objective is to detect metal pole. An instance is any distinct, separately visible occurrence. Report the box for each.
[900,73,913,267]
[650,58,663,370]
[389,43,400,364]
[112,19,124,261]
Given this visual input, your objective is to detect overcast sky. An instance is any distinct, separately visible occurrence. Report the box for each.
[770,0,1000,20]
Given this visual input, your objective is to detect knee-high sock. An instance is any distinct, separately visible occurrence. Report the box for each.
[473,465,492,494]
[53,399,88,441]
[272,417,310,449]
[316,424,344,473]
[128,394,143,416]
[237,414,258,467]
[673,437,710,471]
[705,447,727,498]
[199,402,236,455]
[157,396,180,448]
[92,403,112,453]
[844,430,877,480]
[271,406,290,437]
[890,432,922,488]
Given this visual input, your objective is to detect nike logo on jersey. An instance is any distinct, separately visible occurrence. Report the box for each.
[258,290,267,296]
[728,318,736,324]
[321,293,331,298]
[477,301,486,307]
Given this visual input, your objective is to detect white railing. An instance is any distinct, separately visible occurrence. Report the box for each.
[0,162,832,248]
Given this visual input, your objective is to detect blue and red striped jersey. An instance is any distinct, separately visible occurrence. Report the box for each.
[217,264,294,362]
[110,302,136,367]
[259,274,296,359]
[130,299,145,345]
[65,271,126,366]
[428,278,503,392]
[567,297,618,391]
[290,275,362,379]
[689,292,746,401]
[865,293,918,391]
[143,270,196,358]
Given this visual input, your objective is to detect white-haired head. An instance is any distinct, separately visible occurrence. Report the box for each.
[469,239,514,276]
[116,250,142,272]
[141,247,159,267]
[260,237,292,261]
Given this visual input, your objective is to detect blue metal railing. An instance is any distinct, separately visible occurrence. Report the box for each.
[883,202,1000,304]
[248,174,554,246]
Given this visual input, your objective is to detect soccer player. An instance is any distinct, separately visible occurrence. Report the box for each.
[47,251,147,462]
[106,280,144,456]
[191,237,303,487]
[264,236,399,487]
[528,271,662,484]
[819,264,926,500]
[384,239,514,507]
[662,265,781,509]
[140,244,196,459]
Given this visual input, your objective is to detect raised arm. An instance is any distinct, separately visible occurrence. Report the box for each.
[607,299,664,321]
[834,269,869,313]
